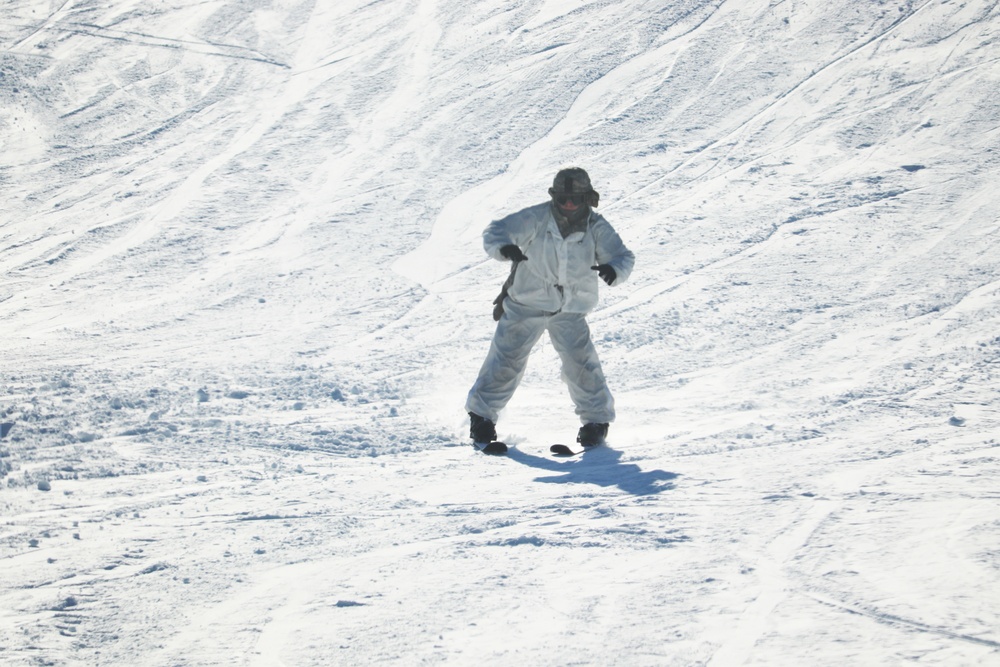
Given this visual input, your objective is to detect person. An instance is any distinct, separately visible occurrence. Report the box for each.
[465,167,635,450]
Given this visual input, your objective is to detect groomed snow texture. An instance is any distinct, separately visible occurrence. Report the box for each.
[2,0,999,664]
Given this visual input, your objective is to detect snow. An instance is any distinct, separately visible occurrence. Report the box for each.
[2,0,999,664]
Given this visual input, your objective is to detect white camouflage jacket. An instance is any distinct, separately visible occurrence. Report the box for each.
[483,202,635,314]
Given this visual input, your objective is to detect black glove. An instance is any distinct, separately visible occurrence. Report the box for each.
[500,244,528,262]
[592,264,616,285]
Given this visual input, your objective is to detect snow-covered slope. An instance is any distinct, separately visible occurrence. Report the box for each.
[2,0,999,664]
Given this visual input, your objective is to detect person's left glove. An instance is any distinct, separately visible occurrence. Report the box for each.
[591,264,616,285]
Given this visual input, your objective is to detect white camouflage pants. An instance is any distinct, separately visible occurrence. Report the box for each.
[466,298,615,425]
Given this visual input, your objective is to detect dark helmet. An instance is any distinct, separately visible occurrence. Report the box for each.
[549,167,600,208]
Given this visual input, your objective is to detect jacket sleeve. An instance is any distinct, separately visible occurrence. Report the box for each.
[483,205,544,261]
[592,216,635,285]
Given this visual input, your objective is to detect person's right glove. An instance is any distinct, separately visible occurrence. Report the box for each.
[500,245,528,262]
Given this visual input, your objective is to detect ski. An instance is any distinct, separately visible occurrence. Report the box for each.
[550,442,605,456]
[472,441,599,456]
[474,441,508,455]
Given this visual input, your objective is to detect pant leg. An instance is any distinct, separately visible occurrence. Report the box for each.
[546,312,615,424]
[465,300,547,423]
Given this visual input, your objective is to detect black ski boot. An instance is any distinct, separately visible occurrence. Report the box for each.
[469,413,507,454]
[469,412,497,442]
[577,422,609,447]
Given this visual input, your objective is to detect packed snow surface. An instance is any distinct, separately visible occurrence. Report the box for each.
[2,0,1000,664]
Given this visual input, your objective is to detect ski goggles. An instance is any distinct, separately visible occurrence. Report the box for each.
[549,188,599,207]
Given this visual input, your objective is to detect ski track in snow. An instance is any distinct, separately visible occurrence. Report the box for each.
[2,0,1000,665]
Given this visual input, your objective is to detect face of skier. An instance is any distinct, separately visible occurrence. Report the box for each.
[553,192,587,210]
[549,168,597,224]
[552,190,590,223]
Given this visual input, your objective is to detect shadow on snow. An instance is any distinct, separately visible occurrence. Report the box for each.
[506,445,678,496]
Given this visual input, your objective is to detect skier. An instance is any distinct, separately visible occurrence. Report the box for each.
[466,167,635,452]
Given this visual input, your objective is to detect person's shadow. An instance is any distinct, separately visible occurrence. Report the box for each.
[506,444,678,496]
